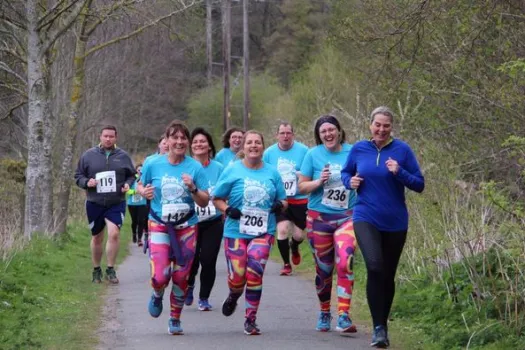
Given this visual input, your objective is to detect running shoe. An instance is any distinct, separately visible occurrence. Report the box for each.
[168,318,183,335]
[370,325,389,348]
[132,234,137,243]
[92,268,102,284]
[198,299,212,311]
[244,317,261,335]
[280,264,292,276]
[336,312,357,333]
[185,285,194,306]
[316,311,332,332]
[148,292,163,318]
[105,267,119,284]
[291,249,301,265]
[222,293,238,316]
[137,240,143,247]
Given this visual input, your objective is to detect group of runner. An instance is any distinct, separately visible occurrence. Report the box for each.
[74,106,424,348]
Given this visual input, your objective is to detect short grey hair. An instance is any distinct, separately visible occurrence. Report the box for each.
[370,106,394,123]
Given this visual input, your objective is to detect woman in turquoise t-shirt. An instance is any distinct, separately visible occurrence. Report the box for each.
[298,115,358,334]
[138,120,210,336]
[212,130,287,335]
[185,127,224,312]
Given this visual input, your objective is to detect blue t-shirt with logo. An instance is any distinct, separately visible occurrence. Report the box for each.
[127,180,147,206]
[214,148,237,167]
[195,160,224,222]
[140,154,209,226]
[263,141,309,200]
[212,161,286,239]
[300,143,356,213]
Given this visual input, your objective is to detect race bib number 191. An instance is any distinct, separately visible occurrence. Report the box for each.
[239,207,268,236]
[196,202,216,221]
[96,171,116,193]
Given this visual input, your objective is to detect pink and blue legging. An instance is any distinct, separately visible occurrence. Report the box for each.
[148,221,197,320]
[306,209,357,315]
[224,233,275,320]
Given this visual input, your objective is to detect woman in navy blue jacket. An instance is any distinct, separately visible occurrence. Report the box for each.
[341,106,424,348]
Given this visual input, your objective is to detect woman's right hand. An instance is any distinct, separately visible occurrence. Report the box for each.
[319,166,331,184]
[350,174,364,190]
[141,184,155,200]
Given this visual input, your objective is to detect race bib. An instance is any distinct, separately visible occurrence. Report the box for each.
[196,202,216,221]
[281,173,297,197]
[161,203,190,223]
[239,207,268,236]
[96,171,116,193]
[131,193,143,203]
[322,185,349,209]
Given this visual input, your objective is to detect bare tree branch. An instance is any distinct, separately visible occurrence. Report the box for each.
[38,0,81,30]
[41,0,89,55]
[0,83,27,97]
[84,0,199,57]
[85,0,144,36]
[0,14,27,30]
[1,100,27,121]
[0,61,27,84]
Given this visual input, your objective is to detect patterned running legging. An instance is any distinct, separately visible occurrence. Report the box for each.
[148,221,197,319]
[224,234,275,320]
[306,210,357,315]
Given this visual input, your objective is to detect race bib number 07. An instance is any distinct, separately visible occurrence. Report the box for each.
[281,174,297,197]
[239,207,268,236]
[96,171,116,193]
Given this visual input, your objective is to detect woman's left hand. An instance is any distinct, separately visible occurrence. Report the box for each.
[182,173,195,191]
[385,157,399,175]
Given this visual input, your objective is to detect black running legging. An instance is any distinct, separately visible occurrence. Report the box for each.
[188,216,224,299]
[128,205,148,240]
[354,221,407,328]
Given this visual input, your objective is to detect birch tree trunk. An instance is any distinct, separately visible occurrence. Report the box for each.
[55,1,92,235]
[25,0,47,237]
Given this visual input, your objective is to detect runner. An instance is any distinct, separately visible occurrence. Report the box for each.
[212,130,287,335]
[214,127,244,167]
[342,106,424,348]
[137,120,209,335]
[74,125,136,284]
[126,164,147,246]
[298,115,358,334]
[185,127,224,311]
[262,122,309,276]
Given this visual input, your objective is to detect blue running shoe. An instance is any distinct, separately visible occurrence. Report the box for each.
[168,318,183,335]
[184,285,194,306]
[371,325,389,348]
[244,317,261,335]
[316,311,332,332]
[148,292,163,318]
[336,312,357,333]
[198,299,212,311]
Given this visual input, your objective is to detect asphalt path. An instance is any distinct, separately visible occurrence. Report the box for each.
[97,243,372,350]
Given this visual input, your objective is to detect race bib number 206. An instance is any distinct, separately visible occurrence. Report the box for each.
[239,207,268,236]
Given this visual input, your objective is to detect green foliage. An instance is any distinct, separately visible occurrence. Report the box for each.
[186,73,287,143]
[0,221,131,349]
[0,159,26,183]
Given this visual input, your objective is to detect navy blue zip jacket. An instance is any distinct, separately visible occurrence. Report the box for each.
[74,146,136,207]
[341,138,424,232]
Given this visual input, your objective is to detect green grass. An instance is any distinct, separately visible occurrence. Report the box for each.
[0,221,131,350]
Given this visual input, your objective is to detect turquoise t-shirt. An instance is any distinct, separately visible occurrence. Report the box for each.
[195,160,224,222]
[127,180,147,206]
[140,155,209,226]
[212,161,287,239]
[300,143,356,213]
[214,148,237,167]
[263,141,309,200]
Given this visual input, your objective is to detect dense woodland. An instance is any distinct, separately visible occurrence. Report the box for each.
[1,0,525,347]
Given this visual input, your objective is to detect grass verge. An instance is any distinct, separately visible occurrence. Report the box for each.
[0,221,131,350]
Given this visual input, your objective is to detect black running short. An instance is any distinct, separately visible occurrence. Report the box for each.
[276,202,308,230]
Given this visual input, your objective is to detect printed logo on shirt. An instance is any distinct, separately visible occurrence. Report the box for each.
[161,175,186,202]
[277,157,296,175]
[325,163,343,187]
[243,178,270,207]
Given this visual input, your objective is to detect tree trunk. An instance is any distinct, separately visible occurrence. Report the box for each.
[55,1,92,235]
[25,0,46,238]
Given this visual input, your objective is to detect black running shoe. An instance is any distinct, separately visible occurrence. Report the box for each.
[222,293,238,317]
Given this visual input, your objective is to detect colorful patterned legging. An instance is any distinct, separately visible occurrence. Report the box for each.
[224,234,275,320]
[306,210,357,315]
[148,221,197,320]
